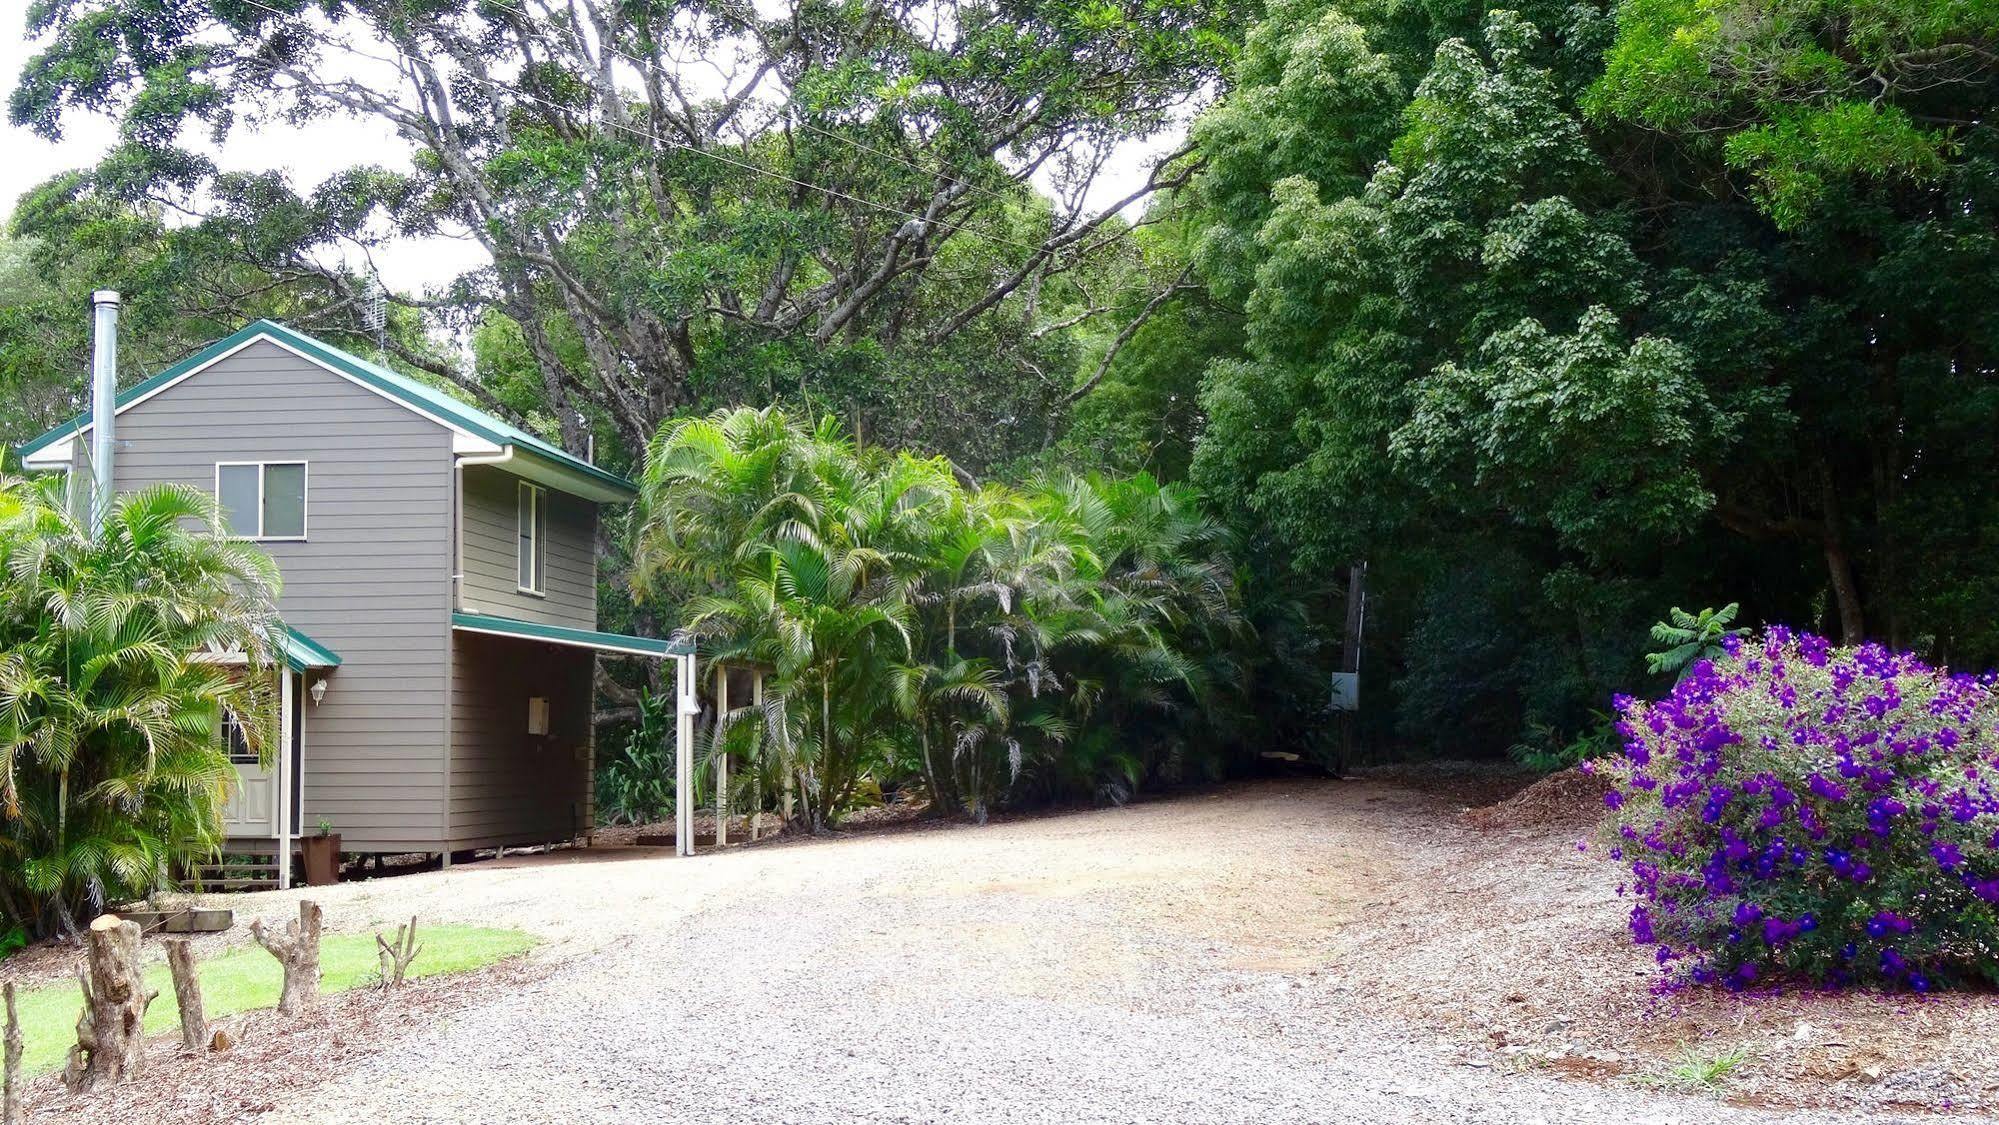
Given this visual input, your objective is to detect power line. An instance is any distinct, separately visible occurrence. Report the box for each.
[229,0,1047,254]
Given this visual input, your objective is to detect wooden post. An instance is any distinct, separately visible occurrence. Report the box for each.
[4,981,23,1125]
[375,916,421,988]
[62,915,155,1091]
[715,664,729,847]
[164,938,207,1051]
[250,899,323,1015]
[751,670,765,841]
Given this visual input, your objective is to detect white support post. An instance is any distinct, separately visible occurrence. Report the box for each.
[675,654,695,857]
[276,670,293,891]
[715,665,729,847]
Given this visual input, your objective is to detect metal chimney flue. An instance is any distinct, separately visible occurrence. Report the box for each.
[89,290,120,535]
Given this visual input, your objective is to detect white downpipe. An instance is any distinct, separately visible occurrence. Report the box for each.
[89,290,120,536]
[676,653,696,856]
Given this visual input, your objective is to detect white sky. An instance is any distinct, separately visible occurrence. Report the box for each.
[0,2,1183,296]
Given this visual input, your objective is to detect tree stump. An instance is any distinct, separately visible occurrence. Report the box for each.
[62,915,156,1092]
[250,900,323,1016]
[4,981,24,1125]
[375,916,421,988]
[164,938,208,1050]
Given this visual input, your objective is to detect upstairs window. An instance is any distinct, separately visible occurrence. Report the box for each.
[217,462,307,540]
[517,481,546,594]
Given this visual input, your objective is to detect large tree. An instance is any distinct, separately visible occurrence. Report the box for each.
[13,0,1233,468]
[1185,0,1999,753]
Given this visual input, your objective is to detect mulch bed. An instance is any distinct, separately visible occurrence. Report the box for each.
[1462,766,1615,833]
[22,954,550,1124]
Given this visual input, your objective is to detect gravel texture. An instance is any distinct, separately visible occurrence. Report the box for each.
[27,777,1999,1124]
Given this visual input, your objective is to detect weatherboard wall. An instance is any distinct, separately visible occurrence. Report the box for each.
[447,630,595,849]
[107,338,454,851]
[457,462,599,629]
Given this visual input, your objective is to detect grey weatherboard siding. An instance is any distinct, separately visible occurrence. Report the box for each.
[107,339,453,852]
[458,463,599,629]
[448,634,595,849]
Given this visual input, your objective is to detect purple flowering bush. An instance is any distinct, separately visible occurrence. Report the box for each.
[1601,628,1999,991]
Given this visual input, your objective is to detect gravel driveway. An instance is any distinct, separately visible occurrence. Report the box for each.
[147,783,1959,1125]
[40,778,1999,1123]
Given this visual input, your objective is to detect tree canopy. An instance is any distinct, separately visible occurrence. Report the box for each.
[13,0,1999,767]
[12,0,1232,469]
[1184,0,1999,755]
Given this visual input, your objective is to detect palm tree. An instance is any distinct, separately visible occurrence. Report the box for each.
[0,476,283,938]
[631,406,1254,828]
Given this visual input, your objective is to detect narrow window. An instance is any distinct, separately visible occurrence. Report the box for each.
[216,462,308,540]
[517,481,545,593]
[219,707,257,765]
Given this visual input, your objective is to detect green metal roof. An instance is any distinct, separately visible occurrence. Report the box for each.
[17,319,637,500]
[451,612,691,658]
[278,624,342,671]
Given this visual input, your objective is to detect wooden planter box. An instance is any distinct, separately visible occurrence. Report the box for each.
[115,908,234,934]
[302,833,343,886]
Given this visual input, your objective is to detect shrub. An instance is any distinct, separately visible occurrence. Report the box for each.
[1602,627,1999,991]
[0,477,283,938]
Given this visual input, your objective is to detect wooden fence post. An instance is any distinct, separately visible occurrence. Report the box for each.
[375,916,421,988]
[164,938,208,1050]
[62,915,155,1092]
[4,981,24,1125]
[250,900,323,1015]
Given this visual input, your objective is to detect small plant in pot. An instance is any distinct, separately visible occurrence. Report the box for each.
[302,817,342,886]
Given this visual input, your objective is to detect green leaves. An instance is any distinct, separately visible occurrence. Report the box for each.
[1585,0,1992,224]
[0,475,284,937]
[1393,307,1715,559]
[1645,602,1745,678]
[632,406,1246,825]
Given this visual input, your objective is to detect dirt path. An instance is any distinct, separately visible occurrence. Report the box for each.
[27,778,1998,1123]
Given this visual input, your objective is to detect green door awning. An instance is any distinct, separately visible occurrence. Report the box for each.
[451,612,691,658]
[279,625,343,671]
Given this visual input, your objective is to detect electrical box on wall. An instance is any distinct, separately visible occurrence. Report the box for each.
[527,697,550,736]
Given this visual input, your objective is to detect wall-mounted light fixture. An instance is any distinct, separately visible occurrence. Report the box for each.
[309,678,328,705]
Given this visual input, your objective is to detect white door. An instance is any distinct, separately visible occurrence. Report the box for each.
[220,706,280,837]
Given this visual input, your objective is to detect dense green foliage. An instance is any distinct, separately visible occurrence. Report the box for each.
[0,477,283,937]
[13,0,1999,772]
[632,407,1254,827]
[1182,0,1999,755]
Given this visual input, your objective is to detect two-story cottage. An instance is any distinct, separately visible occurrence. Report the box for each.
[18,317,695,881]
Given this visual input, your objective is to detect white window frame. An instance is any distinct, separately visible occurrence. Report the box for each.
[516,481,546,596]
[215,461,309,542]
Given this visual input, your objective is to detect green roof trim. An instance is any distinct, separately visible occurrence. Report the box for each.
[16,319,637,500]
[279,625,342,671]
[451,612,691,658]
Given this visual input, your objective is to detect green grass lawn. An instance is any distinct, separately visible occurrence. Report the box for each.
[8,925,534,1077]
